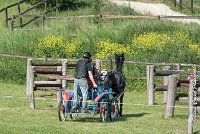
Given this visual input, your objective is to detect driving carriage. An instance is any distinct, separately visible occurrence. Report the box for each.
[58,75,119,123]
[58,53,126,122]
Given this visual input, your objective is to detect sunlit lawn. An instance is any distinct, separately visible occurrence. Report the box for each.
[0,82,200,134]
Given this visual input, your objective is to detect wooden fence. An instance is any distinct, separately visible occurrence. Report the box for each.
[0,0,50,29]
[146,64,200,134]
[147,64,200,131]
[26,58,110,109]
[0,0,29,27]
[171,0,200,14]
[1,53,199,134]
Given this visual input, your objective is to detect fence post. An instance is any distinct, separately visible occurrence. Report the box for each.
[18,2,22,28]
[173,0,177,7]
[163,66,170,104]
[44,0,47,18]
[62,59,68,90]
[165,75,177,118]
[5,7,8,27]
[56,0,58,14]
[11,16,15,30]
[179,0,182,10]
[147,65,154,105]
[26,58,32,97]
[42,14,45,31]
[190,0,193,14]
[28,66,35,109]
[96,59,101,71]
[56,65,62,107]
[109,58,113,71]
[188,79,194,134]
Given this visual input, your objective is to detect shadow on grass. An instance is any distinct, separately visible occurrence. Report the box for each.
[118,112,150,122]
[69,117,101,123]
[174,115,188,119]
[67,112,150,123]
[194,130,200,134]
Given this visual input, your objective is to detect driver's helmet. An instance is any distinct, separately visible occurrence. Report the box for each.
[83,52,92,59]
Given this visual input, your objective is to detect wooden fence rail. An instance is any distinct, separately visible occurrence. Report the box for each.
[0,7,5,13]
[1,0,28,27]
[11,0,47,29]
[26,58,105,109]
[147,65,199,105]
[0,0,48,29]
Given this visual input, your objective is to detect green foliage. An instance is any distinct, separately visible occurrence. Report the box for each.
[33,35,65,58]
[1,1,200,92]
[33,35,87,58]
[0,57,26,84]
[131,31,200,63]
[92,0,103,25]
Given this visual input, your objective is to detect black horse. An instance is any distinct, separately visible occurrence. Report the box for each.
[104,53,126,116]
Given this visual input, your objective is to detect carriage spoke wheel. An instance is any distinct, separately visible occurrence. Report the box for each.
[110,98,119,122]
[100,99,109,123]
[58,99,67,121]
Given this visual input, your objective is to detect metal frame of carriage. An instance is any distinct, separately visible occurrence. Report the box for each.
[58,76,119,123]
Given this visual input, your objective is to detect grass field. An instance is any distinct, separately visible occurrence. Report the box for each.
[0,82,200,134]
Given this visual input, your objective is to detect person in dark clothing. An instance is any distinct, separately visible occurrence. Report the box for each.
[71,52,97,113]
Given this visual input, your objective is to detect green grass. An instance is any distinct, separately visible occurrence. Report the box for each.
[0,82,200,134]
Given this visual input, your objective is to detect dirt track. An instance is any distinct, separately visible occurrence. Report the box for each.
[109,0,200,25]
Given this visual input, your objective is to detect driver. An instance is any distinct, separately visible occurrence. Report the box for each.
[71,52,98,113]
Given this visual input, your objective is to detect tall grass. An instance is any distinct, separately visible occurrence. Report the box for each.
[1,18,200,87]
[1,1,200,90]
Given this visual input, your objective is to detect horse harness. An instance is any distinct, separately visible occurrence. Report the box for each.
[105,71,126,100]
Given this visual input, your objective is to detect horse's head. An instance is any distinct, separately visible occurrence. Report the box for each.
[115,53,125,73]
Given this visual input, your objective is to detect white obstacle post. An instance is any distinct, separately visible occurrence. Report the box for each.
[95,59,101,71]
[28,66,35,109]
[165,75,177,118]
[163,66,170,104]
[188,79,194,134]
[147,65,155,105]
[26,58,32,97]
[56,60,67,107]
[62,59,68,90]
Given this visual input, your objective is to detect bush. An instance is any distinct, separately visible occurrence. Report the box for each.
[0,57,26,84]
[33,35,85,58]
[131,31,200,63]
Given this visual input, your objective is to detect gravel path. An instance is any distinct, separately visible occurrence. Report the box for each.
[109,0,200,25]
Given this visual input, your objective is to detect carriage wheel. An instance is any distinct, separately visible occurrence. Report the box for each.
[110,98,119,122]
[100,98,109,123]
[58,98,67,121]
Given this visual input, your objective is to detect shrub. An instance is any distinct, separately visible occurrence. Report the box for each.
[33,35,65,58]
[64,35,84,58]
[95,40,133,59]
[33,35,85,58]
[132,31,200,63]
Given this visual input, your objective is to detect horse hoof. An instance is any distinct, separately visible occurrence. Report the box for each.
[119,114,123,117]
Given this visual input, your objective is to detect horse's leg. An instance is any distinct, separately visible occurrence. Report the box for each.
[119,92,124,117]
